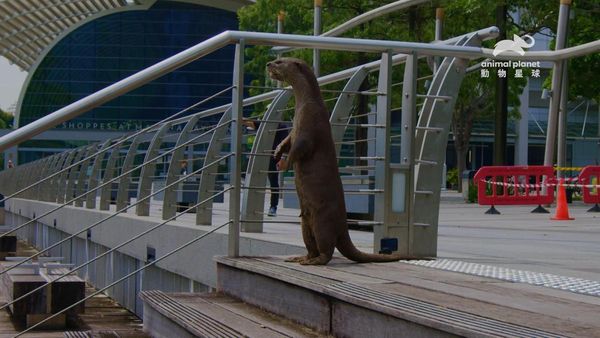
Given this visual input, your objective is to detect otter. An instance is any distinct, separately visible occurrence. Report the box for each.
[267,58,409,265]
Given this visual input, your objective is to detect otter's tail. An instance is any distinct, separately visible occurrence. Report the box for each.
[336,232,420,263]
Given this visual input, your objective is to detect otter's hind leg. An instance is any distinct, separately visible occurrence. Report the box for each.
[299,221,335,265]
[285,210,319,263]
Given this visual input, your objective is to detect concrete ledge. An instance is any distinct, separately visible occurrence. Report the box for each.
[5,198,304,289]
[332,301,454,338]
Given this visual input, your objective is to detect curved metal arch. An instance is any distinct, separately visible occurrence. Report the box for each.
[99,140,128,210]
[196,108,231,225]
[23,158,38,199]
[115,133,146,211]
[56,149,77,204]
[51,150,73,203]
[64,146,89,205]
[18,162,34,199]
[329,67,369,156]
[75,145,98,207]
[135,123,171,216]
[23,160,39,199]
[162,116,202,220]
[411,33,482,257]
[86,138,116,209]
[4,165,17,196]
[42,154,62,202]
[240,91,292,232]
[34,156,53,200]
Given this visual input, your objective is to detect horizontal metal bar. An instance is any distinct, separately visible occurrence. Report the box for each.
[338,156,384,160]
[417,94,452,101]
[336,138,376,145]
[337,111,377,121]
[241,219,301,224]
[331,123,385,128]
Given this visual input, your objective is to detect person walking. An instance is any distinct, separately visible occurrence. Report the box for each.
[243,119,289,216]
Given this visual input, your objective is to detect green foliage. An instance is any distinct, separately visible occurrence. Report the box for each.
[0,109,13,129]
[468,180,478,203]
[446,168,458,189]
[238,0,600,171]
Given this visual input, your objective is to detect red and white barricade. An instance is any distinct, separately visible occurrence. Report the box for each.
[473,166,555,214]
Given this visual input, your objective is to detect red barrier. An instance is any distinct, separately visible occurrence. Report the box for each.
[578,166,600,212]
[473,166,555,214]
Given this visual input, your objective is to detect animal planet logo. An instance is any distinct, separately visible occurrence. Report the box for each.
[493,34,535,56]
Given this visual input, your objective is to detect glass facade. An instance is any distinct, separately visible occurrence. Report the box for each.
[19,1,238,131]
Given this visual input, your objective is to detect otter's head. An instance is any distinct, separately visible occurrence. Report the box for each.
[266,57,311,83]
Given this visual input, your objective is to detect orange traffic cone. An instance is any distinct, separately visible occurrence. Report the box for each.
[552,178,574,220]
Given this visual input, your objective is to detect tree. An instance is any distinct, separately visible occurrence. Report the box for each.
[0,108,13,129]
[238,0,599,192]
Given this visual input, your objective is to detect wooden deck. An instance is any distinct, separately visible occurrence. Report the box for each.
[0,240,148,338]
[216,256,600,338]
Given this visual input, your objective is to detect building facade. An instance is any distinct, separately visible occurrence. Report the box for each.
[1,0,250,164]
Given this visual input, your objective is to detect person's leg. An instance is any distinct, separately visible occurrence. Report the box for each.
[268,159,279,215]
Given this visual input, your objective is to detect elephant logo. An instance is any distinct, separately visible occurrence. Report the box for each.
[493,34,536,57]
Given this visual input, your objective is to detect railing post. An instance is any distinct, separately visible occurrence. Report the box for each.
[373,51,392,254]
[434,7,444,72]
[401,53,418,255]
[313,0,322,77]
[543,0,571,171]
[229,40,244,257]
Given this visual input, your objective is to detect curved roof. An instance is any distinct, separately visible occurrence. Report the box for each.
[0,0,252,71]
[0,0,132,71]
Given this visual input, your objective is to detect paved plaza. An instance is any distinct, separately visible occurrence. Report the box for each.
[190,190,600,282]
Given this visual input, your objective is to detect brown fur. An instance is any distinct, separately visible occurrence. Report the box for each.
[268,58,409,265]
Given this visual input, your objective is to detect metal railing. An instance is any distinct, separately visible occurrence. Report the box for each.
[0,25,597,338]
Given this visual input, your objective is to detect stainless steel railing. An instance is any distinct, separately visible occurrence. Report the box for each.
[0,25,597,337]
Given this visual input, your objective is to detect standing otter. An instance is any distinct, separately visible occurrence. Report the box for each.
[268,58,408,265]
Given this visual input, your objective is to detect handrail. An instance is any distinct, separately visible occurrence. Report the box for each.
[0,120,231,242]
[1,30,597,151]
[0,86,233,205]
[162,26,501,126]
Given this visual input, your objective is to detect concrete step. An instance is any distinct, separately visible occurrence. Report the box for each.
[139,290,321,338]
[215,256,600,338]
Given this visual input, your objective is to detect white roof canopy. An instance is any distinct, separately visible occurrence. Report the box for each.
[0,0,129,71]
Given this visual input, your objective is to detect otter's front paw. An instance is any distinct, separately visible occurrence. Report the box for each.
[273,144,284,161]
[276,159,288,171]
